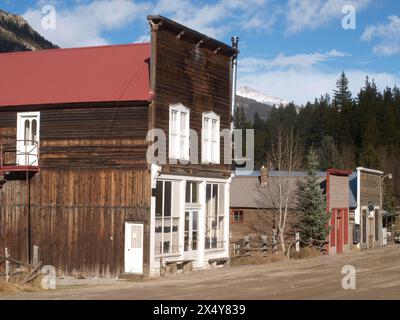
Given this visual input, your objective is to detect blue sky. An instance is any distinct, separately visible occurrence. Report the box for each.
[2,0,400,105]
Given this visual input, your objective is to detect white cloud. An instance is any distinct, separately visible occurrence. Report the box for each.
[23,0,273,47]
[153,0,272,39]
[239,50,348,73]
[361,15,400,56]
[23,0,151,47]
[238,51,400,105]
[285,0,372,34]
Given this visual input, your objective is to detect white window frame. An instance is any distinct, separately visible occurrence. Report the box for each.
[202,111,220,164]
[169,103,190,161]
[16,112,40,166]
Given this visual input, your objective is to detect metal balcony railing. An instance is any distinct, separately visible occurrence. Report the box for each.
[0,139,40,168]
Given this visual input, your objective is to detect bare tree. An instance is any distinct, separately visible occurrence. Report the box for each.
[257,127,303,254]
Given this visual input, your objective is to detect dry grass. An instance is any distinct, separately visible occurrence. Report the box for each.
[0,275,44,296]
[290,247,322,260]
[231,251,285,266]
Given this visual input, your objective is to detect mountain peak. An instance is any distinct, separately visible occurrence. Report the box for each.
[237,86,289,107]
[0,9,58,53]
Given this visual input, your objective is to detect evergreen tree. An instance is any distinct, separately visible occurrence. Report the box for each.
[233,106,249,129]
[297,148,331,241]
[318,135,343,170]
[359,144,382,169]
[333,71,352,109]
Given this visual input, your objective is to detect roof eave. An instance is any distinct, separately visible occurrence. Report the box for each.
[147,14,237,57]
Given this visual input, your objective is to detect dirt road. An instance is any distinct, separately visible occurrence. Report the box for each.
[2,245,400,300]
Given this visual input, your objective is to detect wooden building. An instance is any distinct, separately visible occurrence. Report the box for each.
[349,167,384,249]
[230,168,352,255]
[229,169,315,244]
[325,169,352,254]
[0,15,236,277]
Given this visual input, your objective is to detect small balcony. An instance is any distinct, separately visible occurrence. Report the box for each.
[0,139,40,181]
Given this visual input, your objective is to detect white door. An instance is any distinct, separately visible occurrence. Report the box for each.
[16,112,40,166]
[184,210,199,260]
[124,222,144,274]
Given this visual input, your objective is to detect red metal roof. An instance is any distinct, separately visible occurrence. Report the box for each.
[0,43,151,107]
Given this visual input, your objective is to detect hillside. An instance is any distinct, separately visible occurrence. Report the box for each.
[235,86,299,122]
[0,9,58,53]
[235,95,273,121]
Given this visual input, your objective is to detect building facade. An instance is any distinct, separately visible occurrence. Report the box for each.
[326,169,351,254]
[351,167,384,249]
[0,15,236,277]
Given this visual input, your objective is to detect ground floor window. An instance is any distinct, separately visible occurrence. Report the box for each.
[231,210,244,223]
[205,183,225,249]
[155,180,180,255]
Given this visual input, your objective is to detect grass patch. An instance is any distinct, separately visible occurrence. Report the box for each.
[290,247,322,260]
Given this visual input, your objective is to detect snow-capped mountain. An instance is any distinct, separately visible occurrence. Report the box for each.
[237,86,289,107]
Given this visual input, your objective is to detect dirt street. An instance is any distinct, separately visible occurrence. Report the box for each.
[2,245,400,300]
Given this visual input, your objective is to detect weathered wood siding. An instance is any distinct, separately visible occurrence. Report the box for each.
[229,208,300,243]
[360,172,381,206]
[328,175,349,209]
[0,105,151,276]
[151,27,232,177]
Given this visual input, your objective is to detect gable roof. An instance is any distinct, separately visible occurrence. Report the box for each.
[0,43,151,108]
[230,170,326,209]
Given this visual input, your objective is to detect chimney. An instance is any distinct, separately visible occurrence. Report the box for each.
[231,36,239,128]
[260,165,268,187]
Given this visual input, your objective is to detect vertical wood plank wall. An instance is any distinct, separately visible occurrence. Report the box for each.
[0,104,151,277]
[151,27,232,177]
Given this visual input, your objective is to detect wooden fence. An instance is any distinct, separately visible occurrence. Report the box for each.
[230,232,328,259]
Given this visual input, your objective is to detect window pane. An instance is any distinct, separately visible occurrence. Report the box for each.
[212,119,217,141]
[218,217,224,248]
[31,119,38,144]
[212,184,218,216]
[185,182,191,203]
[24,120,30,146]
[192,231,198,250]
[172,217,179,253]
[164,181,171,217]
[191,182,198,203]
[171,110,178,134]
[184,212,190,251]
[206,184,211,202]
[192,211,198,231]
[180,112,187,134]
[155,218,162,254]
[155,181,163,217]
[203,118,210,140]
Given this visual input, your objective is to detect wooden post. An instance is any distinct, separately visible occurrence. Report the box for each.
[295,232,300,252]
[272,229,277,252]
[5,248,10,283]
[33,246,39,266]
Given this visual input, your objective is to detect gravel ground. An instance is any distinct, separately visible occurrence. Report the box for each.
[2,244,400,300]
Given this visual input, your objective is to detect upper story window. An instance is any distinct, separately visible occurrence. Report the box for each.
[16,112,40,166]
[202,112,220,164]
[169,103,190,161]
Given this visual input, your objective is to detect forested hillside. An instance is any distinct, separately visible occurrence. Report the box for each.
[235,72,400,209]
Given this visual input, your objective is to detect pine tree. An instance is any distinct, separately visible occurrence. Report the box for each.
[297,148,331,241]
[333,72,352,110]
[318,135,343,170]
